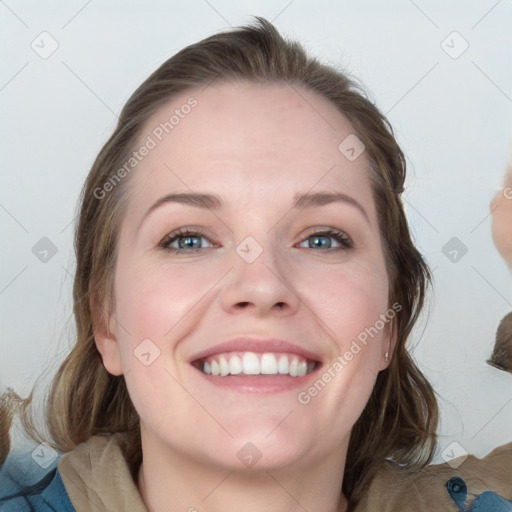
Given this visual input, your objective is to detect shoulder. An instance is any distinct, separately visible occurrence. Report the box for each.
[352,442,512,512]
[0,466,75,511]
[0,433,138,512]
[57,432,147,511]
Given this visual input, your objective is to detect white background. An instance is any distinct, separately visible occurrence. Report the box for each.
[1,0,511,464]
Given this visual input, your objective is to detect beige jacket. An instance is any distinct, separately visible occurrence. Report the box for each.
[352,443,512,511]
[58,434,512,511]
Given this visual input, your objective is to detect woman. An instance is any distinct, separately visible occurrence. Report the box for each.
[1,17,439,511]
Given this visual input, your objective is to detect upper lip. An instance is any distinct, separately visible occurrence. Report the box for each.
[189,336,322,363]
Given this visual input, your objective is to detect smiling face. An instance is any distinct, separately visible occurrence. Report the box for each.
[94,81,393,474]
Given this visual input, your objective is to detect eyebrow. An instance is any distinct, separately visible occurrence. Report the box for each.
[138,190,370,231]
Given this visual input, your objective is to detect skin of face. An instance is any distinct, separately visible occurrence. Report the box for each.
[490,166,512,268]
[94,81,395,511]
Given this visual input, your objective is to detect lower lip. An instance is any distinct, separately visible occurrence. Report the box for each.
[193,365,321,393]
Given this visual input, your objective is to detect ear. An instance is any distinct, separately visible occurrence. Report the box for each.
[379,316,398,371]
[91,293,123,376]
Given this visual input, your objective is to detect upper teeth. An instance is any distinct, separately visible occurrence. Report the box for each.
[200,352,315,377]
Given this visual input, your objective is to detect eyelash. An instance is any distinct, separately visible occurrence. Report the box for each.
[158,227,354,254]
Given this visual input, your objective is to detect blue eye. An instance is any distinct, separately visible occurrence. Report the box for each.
[298,229,353,250]
[159,227,353,253]
[160,228,214,252]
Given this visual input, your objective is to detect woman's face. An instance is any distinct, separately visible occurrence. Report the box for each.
[96,81,393,471]
[491,169,512,268]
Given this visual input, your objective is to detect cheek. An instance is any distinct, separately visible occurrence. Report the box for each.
[296,262,389,403]
[300,259,390,339]
[298,318,385,439]
[110,262,206,424]
[113,259,214,343]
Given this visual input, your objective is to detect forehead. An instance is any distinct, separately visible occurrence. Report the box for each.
[126,81,374,218]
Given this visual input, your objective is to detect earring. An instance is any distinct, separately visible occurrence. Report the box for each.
[385,351,389,362]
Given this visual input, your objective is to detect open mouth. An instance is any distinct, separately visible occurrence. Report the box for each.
[192,351,318,377]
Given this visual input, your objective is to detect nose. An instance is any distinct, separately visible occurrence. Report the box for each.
[220,238,301,317]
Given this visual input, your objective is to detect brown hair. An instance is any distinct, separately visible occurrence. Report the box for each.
[0,390,19,467]
[2,17,438,507]
[487,312,512,373]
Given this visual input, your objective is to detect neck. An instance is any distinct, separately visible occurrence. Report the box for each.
[137,434,349,512]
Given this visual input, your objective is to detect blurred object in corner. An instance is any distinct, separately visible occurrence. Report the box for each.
[490,147,512,270]
[487,312,512,374]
